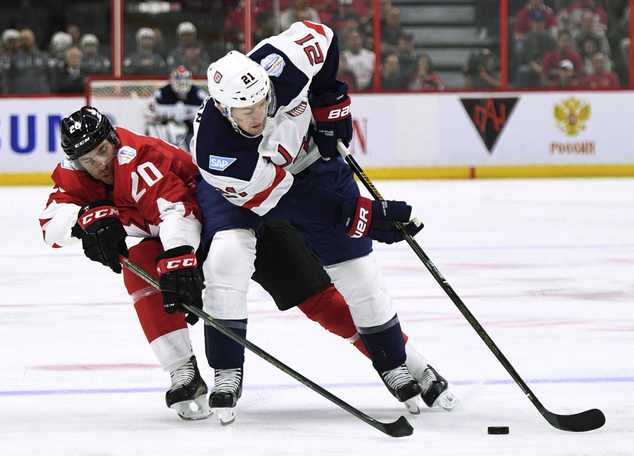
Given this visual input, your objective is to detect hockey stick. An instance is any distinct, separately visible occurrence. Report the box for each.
[336,141,606,432]
[120,255,413,438]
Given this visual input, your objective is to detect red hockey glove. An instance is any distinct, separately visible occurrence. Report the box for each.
[74,199,128,274]
[156,246,203,322]
[339,196,424,244]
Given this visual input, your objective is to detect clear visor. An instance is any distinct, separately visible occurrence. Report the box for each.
[71,141,117,172]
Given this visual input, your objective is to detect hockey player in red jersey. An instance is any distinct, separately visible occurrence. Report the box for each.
[191,21,458,421]
[40,106,211,421]
[41,105,457,425]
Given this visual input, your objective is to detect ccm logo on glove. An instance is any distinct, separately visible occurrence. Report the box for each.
[157,254,197,275]
[78,207,120,229]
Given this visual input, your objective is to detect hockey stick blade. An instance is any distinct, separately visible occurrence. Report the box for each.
[541,407,606,432]
[336,141,606,433]
[120,256,413,438]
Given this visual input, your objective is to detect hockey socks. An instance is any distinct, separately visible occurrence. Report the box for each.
[357,315,407,373]
[204,319,247,369]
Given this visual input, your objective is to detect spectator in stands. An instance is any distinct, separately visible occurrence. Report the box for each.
[380,6,402,59]
[464,48,501,88]
[334,12,361,52]
[396,30,417,83]
[578,35,609,76]
[152,27,167,59]
[573,10,612,62]
[549,58,580,88]
[541,29,584,85]
[513,0,558,45]
[79,34,111,76]
[124,27,166,76]
[6,29,51,94]
[50,46,86,94]
[381,52,407,90]
[48,31,73,69]
[166,22,211,74]
[1,29,21,94]
[337,53,358,91]
[516,9,557,87]
[280,0,321,30]
[253,11,276,46]
[66,25,81,46]
[408,53,444,91]
[582,51,621,87]
[558,0,609,35]
[342,28,375,90]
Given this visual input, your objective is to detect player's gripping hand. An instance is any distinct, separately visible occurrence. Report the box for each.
[339,196,424,244]
[309,81,353,159]
[156,246,203,322]
[73,199,128,273]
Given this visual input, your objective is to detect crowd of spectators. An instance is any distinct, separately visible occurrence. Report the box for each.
[0,0,630,95]
[510,0,627,88]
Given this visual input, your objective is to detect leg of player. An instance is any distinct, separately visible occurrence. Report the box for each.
[123,240,211,420]
[201,228,256,425]
[324,255,422,411]
[297,286,458,412]
[254,219,457,413]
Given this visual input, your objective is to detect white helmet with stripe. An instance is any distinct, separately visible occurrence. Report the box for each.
[207,51,276,136]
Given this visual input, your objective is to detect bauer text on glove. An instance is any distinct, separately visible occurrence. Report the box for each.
[309,81,353,159]
[338,196,423,244]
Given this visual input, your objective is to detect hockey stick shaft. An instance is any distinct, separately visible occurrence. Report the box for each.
[120,255,413,437]
[336,141,605,432]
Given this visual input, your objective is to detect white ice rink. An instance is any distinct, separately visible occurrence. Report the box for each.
[1,178,632,455]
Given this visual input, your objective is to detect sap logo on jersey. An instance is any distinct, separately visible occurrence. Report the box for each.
[209,155,236,171]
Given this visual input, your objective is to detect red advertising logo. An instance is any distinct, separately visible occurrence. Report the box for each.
[461,98,518,153]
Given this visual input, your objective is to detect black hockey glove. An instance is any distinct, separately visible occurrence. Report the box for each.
[156,246,203,324]
[338,196,424,244]
[309,81,353,159]
[73,199,128,274]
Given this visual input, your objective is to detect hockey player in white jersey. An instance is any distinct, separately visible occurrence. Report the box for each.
[145,66,206,152]
[191,21,457,421]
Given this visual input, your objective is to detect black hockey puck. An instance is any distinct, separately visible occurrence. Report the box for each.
[487,426,509,435]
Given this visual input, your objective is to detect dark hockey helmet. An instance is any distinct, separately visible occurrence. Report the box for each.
[60,106,119,160]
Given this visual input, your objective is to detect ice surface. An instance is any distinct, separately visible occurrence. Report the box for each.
[1,178,632,455]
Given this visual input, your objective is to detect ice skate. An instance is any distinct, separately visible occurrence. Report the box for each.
[209,367,243,426]
[380,364,423,414]
[418,364,459,411]
[166,356,212,421]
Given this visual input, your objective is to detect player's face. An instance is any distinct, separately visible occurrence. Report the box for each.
[76,139,117,185]
[232,97,268,136]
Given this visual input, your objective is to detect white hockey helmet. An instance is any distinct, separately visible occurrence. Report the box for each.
[207,51,275,133]
[207,51,275,136]
[79,33,99,51]
[136,27,155,44]
[50,31,72,55]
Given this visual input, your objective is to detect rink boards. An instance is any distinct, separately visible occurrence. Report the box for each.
[1,90,633,184]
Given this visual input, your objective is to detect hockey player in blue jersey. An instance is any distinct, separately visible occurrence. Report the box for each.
[146,66,206,152]
[190,21,457,423]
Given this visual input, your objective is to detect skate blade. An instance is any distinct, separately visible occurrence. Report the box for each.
[217,407,236,426]
[432,389,459,411]
[404,396,421,415]
[171,395,213,421]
